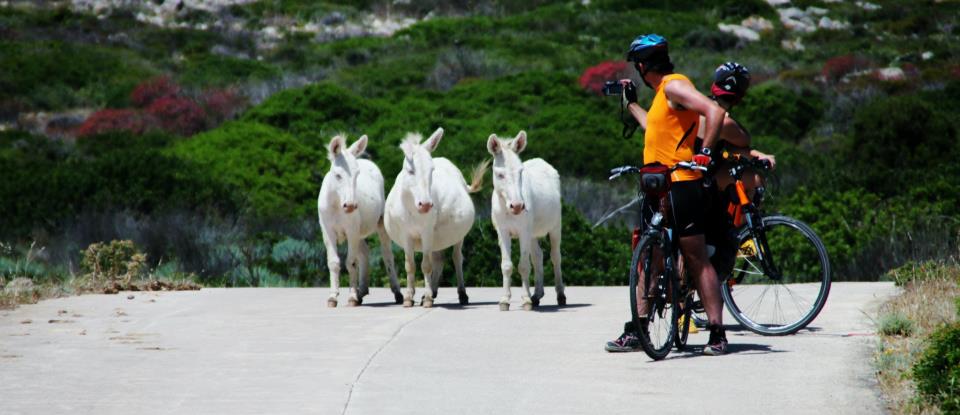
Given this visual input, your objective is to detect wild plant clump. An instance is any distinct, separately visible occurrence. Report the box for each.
[912,322,960,413]
[77,240,200,294]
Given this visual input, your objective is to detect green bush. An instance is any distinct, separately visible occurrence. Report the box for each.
[851,94,958,196]
[0,40,155,109]
[0,130,235,238]
[878,312,914,336]
[912,322,960,413]
[735,82,823,142]
[172,121,321,218]
[178,54,281,87]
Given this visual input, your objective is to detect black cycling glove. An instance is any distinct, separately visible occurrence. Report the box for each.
[623,80,638,104]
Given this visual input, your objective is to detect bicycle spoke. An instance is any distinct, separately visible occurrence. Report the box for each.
[723,216,832,335]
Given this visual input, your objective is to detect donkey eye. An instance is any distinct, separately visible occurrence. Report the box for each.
[335,174,342,180]
[496,173,505,179]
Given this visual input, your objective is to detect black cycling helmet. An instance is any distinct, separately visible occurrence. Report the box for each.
[626,34,669,64]
[711,62,751,104]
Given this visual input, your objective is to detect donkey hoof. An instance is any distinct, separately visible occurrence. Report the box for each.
[393,291,403,304]
[458,292,469,305]
[531,297,540,307]
[422,297,434,308]
[327,298,338,308]
[403,299,414,308]
[499,303,510,311]
[557,293,567,306]
[523,302,534,311]
[347,298,359,307]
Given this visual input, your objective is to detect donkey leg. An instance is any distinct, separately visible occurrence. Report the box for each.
[402,239,417,308]
[377,222,402,304]
[321,225,341,307]
[346,238,361,307]
[453,241,468,305]
[420,235,435,308]
[357,239,370,303]
[530,238,545,307]
[497,232,513,311]
[518,236,534,311]
[550,227,566,306]
[430,251,444,300]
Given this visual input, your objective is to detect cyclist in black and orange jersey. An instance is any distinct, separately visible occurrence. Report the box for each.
[604,34,730,356]
[697,62,776,280]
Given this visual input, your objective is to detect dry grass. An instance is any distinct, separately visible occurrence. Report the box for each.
[875,261,960,414]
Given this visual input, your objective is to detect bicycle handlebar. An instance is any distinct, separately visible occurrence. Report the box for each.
[608,161,707,181]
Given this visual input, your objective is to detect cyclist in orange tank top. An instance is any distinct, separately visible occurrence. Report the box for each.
[604,34,731,356]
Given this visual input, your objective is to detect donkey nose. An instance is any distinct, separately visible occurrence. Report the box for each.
[417,201,433,214]
[509,202,525,215]
[342,202,358,213]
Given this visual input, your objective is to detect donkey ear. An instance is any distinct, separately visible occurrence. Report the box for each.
[327,135,346,158]
[512,130,527,153]
[424,127,444,153]
[349,135,368,156]
[486,134,501,155]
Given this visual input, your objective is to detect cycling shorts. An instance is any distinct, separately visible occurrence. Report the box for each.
[640,179,707,238]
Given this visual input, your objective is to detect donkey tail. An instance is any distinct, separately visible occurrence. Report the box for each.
[466,159,491,194]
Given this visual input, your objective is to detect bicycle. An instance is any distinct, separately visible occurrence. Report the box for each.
[608,161,706,360]
[699,155,832,336]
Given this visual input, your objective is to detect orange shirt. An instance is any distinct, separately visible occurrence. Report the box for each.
[643,74,702,182]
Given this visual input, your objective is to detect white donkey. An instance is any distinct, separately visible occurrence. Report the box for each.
[487,131,565,311]
[384,127,487,308]
[318,134,400,307]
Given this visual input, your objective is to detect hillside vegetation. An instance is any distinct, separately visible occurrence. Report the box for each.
[1,0,959,289]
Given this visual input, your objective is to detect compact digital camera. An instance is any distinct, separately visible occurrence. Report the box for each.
[602,80,623,96]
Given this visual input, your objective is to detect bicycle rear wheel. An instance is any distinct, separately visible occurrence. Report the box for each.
[722,215,832,336]
[629,233,679,360]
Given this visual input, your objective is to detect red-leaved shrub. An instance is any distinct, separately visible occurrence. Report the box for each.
[76,109,152,137]
[131,76,182,108]
[200,88,246,124]
[146,97,207,136]
[579,61,630,95]
[821,55,874,83]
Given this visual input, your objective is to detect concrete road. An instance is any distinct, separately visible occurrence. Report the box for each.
[0,283,895,415]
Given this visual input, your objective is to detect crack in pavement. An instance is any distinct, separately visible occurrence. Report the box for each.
[341,308,434,415]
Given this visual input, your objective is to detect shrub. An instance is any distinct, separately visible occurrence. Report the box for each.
[146,96,208,136]
[130,76,181,108]
[878,312,915,336]
[78,240,147,292]
[912,322,960,413]
[0,39,155,110]
[886,260,960,287]
[173,121,321,218]
[200,88,247,125]
[579,60,630,96]
[242,82,382,138]
[851,94,957,195]
[735,82,822,141]
[821,54,874,83]
[683,28,739,51]
[76,109,153,137]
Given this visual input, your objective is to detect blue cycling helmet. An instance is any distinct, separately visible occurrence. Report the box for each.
[626,34,669,64]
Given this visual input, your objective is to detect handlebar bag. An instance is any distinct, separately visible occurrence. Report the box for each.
[639,162,672,198]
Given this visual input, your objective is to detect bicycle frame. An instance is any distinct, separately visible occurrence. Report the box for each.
[724,158,783,283]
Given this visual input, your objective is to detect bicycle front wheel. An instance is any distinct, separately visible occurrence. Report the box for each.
[722,215,832,336]
[629,233,679,360]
